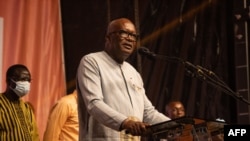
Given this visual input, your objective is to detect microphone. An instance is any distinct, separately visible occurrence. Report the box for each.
[137,47,183,63]
[184,61,215,79]
[137,47,156,58]
[197,65,214,75]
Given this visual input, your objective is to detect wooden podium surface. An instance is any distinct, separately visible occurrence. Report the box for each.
[147,116,226,141]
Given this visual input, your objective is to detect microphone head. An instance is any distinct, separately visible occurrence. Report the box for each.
[138,47,150,54]
[137,47,156,59]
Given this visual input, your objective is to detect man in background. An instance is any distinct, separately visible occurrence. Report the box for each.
[165,101,185,119]
[43,89,78,141]
[0,64,39,141]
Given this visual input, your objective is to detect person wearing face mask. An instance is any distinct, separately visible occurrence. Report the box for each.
[76,18,171,141]
[0,64,39,141]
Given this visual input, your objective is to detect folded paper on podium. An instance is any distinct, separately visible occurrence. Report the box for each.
[146,116,226,141]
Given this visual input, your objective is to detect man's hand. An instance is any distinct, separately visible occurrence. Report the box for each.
[121,116,150,136]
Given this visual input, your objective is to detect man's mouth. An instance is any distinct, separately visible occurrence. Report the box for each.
[123,43,132,49]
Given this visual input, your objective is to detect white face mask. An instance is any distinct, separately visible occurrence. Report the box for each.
[10,80,31,97]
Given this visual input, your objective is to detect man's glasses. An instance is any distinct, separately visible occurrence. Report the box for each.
[109,30,139,42]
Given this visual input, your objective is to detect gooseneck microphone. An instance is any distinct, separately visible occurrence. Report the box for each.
[137,47,156,58]
[137,46,250,105]
[137,47,214,77]
[137,47,182,62]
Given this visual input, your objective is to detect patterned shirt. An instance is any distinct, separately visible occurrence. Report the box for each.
[0,93,39,141]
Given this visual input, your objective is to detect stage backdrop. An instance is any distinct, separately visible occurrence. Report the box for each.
[0,0,66,140]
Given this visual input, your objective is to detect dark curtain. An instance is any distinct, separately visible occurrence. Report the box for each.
[132,0,236,123]
[61,0,236,123]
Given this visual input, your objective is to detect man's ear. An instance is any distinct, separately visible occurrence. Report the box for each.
[6,77,13,86]
[105,35,111,42]
[9,79,16,89]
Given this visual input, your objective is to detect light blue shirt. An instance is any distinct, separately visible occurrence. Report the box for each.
[77,51,170,141]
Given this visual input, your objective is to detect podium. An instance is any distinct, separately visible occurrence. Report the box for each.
[146,116,226,141]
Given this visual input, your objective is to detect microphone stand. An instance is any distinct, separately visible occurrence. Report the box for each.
[145,53,250,105]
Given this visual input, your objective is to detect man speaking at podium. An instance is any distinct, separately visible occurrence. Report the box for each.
[76,18,171,141]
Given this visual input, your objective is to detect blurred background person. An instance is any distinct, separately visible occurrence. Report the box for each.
[165,101,185,119]
[43,89,78,141]
[0,64,39,141]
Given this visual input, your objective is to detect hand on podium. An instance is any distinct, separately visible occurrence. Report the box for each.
[121,116,151,136]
